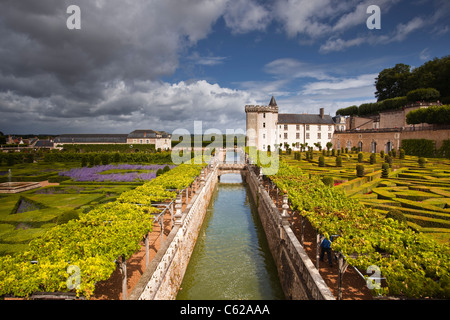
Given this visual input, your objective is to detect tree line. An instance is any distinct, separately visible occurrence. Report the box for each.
[336,56,450,117]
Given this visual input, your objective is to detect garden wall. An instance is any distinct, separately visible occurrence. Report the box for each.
[128,165,218,300]
[245,167,335,300]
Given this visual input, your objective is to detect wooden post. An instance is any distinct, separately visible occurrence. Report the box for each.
[159,215,164,248]
[120,256,127,300]
[145,235,149,268]
[300,215,305,246]
[316,233,321,269]
[337,254,349,300]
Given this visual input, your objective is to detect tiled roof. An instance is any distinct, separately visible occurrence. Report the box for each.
[127,130,171,138]
[278,113,335,125]
[54,134,128,143]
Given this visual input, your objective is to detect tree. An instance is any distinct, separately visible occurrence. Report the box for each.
[375,63,412,101]
[408,55,450,99]
[314,142,322,151]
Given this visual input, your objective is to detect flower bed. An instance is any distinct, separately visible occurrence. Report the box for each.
[59,164,176,182]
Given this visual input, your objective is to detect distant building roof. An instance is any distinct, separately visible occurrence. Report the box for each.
[34,140,54,148]
[278,113,335,125]
[55,134,128,143]
[127,130,171,139]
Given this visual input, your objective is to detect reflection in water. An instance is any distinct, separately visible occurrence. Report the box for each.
[176,171,284,300]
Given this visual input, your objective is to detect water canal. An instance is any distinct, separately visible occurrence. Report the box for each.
[176,152,284,300]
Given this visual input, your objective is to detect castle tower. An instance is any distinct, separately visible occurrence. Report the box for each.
[245,96,279,151]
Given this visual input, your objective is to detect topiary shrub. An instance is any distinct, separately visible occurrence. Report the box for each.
[94,156,101,166]
[81,156,87,167]
[356,164,365,177]
[399,149,405,159]
[418,157,426,168]
[406,88,440,102]
[336,156,342,167]
[384,155,393,168]
[381,163,390,178]
[56,210,80,224]
[358,152,363,163]
[156,168,164,176]
[321,176,334,187]
[380,150,385,159]
[318,155,325,167]
[370,153,376,164]
[386,209,407,224]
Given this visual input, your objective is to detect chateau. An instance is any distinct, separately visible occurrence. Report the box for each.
[245,97,339,151]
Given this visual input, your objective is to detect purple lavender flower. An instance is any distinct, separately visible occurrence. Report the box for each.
[59,164,175,182]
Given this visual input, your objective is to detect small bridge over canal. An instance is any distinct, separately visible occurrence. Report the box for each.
[214,148,247,177]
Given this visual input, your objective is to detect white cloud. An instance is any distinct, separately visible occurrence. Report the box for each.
[223,0,270,34]
[320,15,427,53]
[264,58,336,81]
[319,37,367,53]
[301,73,377,96]
[420,48,431,61]
[187,52,228,66]
[273,0,334,38]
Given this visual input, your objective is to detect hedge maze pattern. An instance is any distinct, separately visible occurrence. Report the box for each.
[283,150,450,244]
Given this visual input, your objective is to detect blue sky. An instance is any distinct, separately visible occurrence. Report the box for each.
[0,0,449,135]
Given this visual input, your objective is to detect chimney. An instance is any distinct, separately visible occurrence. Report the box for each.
[320,108,324,119]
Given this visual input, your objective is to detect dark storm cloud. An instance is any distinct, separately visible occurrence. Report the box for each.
[0,0,258,134]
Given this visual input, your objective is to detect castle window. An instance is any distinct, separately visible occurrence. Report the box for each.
[306,125,310,131]
[318,125,321,131]
[306,133,310,139]
[263,122,266,128]
[284,125,288,130]
[328,133,332,139]
[284,133,288,139]
[263,113,266,118]
[296,125,300,130]
[317,133,321,139]
[263,134,265,139]
[328,125,332,131]
[296,133,300,139]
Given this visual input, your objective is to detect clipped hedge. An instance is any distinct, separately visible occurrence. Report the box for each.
[401,139,436,157]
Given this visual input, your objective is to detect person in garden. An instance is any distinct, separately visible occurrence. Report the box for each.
[319,235,333,267]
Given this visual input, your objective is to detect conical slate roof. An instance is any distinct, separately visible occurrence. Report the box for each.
[269,96,277,107]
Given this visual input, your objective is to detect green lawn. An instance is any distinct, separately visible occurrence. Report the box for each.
[0,162,139,256]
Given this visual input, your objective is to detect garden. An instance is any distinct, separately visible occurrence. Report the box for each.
[0,159,177,257]
[280,148,450,245]
[0,150,205,298]
[267,147,450,298]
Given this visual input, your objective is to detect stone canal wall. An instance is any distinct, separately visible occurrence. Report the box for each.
[244,166,335,300]
[129,154,334,300]
[129,165,219,300]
